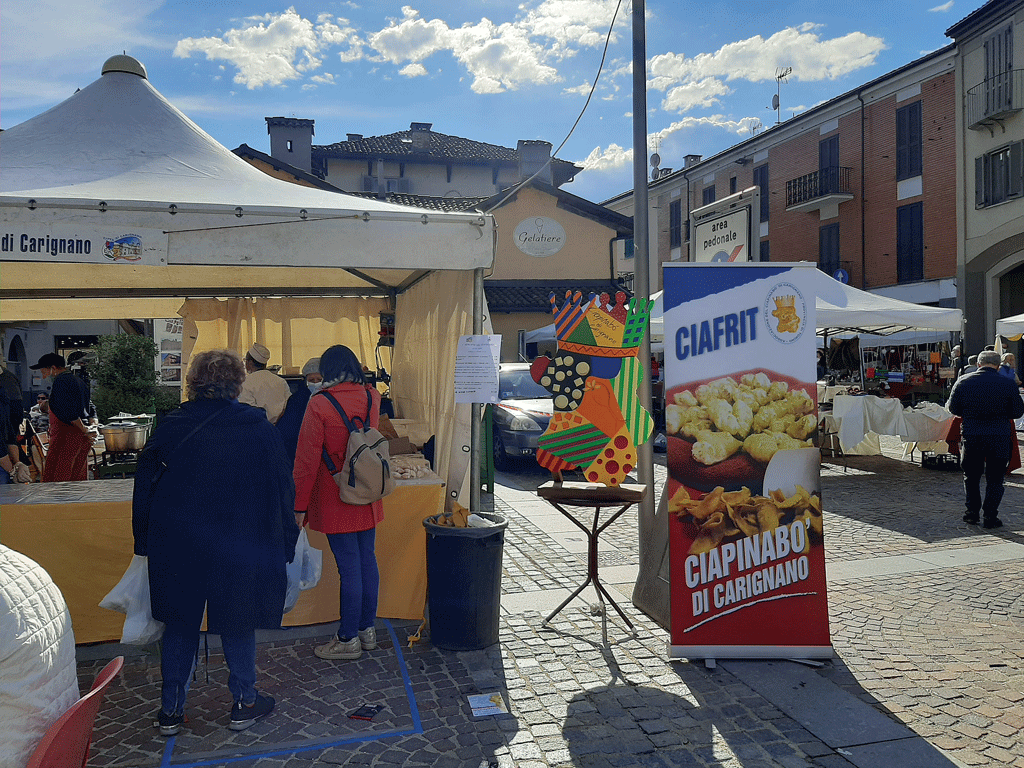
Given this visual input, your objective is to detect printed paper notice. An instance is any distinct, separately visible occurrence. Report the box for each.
[454,335,501,403]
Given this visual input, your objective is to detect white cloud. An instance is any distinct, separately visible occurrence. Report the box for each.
[929,1,954,11]
[648,23,887,92]
[661,77,731,114]
[658,114,763,138]
[174,8,330,88]
[581,142,632,171]
[367,8,561,93]
[399,62,428,77]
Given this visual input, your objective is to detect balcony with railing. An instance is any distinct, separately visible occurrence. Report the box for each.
[785,166,854,214]
[967,69,1023,130]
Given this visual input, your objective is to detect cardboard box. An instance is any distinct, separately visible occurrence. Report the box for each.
[388,436,415,455]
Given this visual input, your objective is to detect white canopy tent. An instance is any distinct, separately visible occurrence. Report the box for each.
[526,271,962,345]
[0,55,496,502]
[997,312,1024,339]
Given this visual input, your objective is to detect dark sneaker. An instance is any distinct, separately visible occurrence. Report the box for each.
[156,709,183,736]
[228,693,275,731]
[963,513,980,525]
[983,518,1004,529]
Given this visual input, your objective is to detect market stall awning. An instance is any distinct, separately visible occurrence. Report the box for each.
[0,55,494,310]
[997,312,1024,340]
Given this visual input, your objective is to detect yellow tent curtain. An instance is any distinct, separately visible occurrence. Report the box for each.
[179,277,484,502]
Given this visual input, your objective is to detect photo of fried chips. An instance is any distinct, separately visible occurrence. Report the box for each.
[672,484,822,555]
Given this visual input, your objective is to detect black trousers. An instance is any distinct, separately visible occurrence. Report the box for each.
[960,435,1012,518]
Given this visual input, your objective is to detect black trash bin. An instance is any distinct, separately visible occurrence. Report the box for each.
[423,512,507,650]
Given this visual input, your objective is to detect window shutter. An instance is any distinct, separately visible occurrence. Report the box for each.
[975,156,986,208]
[1009,141,1023,198]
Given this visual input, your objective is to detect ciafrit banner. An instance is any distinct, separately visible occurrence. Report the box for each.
[663,262,831,659]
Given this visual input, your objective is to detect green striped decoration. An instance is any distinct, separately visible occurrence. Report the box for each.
[539,423,607,466]
[611,357,654,445]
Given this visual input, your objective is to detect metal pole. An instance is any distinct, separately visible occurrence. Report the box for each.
[470,267,484,514]
[629,0,669,627]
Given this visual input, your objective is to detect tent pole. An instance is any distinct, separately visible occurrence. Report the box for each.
[471,267,484,515]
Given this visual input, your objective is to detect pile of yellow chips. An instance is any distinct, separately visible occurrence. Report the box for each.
[670,484,822,555]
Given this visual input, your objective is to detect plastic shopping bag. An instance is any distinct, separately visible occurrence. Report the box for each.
[99,554,165,645]
[284,528,322,614]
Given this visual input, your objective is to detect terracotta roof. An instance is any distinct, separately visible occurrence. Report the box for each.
[485,280,632,314]
[313,128,581,184]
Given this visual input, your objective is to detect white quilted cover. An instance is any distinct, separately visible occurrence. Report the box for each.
[0,545,80,768]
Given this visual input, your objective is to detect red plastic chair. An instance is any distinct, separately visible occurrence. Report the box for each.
[26,656,124,768]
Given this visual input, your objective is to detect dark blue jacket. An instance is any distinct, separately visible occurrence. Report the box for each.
[132,399,299,634]
[276,385,311,471]
[947,367,1024,438]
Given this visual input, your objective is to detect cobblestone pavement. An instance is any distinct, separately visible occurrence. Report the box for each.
[78,435,1024,767]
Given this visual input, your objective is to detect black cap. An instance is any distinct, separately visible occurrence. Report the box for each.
[30,353,66,370]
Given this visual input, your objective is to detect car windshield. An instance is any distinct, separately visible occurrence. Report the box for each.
[499,370,551,400]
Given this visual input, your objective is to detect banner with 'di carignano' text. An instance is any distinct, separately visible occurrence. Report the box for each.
[664,262,831,659]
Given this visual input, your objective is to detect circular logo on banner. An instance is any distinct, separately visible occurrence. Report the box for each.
[513,217,566,257]
[764,281,808,344]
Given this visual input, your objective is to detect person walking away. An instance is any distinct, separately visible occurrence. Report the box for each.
[30,353,93,482]
[293,345,383,661]
[276,357,322,472]
[133,349,299,735]
[946,350,1024,529]
[239,343,291,425]
[0,544,81,768]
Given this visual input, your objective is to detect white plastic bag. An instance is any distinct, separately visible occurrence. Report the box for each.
[284,528,322,614]
[99,554,165,645]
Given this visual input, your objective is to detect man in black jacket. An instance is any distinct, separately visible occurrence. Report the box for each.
[947,350,1024,528]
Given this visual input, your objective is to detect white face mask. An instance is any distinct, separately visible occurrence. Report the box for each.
[307,381,323,394]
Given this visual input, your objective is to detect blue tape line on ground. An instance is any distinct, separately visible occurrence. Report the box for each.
[167,619,423,767]
[160,735,176,767]
[384,617,422,733]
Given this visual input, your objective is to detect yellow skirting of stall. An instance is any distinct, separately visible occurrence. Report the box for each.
[0,481,443,645]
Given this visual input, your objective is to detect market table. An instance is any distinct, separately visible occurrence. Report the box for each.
[831,395,955,455]
[0,477,443,644]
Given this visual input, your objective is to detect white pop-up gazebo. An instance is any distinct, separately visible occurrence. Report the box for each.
[0,54,496,501]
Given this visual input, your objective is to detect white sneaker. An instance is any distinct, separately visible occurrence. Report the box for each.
[358,626,377,650]
[315,637,361,660]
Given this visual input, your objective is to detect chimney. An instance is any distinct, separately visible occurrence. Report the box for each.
[265,117,315,173]
[684,154,702,168]
[347,133,363,142]
[409,122,432,152]
[517,140,553,185]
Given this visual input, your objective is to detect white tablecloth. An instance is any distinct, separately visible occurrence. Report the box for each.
[831,395,955,453]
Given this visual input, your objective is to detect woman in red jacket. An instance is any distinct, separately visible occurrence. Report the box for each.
[293,345,383,660]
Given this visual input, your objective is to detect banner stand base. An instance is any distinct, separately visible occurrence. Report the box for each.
[669,643,834,661]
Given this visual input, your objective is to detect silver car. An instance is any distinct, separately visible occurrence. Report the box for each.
[492,362,554,470]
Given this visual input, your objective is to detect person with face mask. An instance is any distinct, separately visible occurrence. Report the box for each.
[275,358,321,472]
[29,353,94,482]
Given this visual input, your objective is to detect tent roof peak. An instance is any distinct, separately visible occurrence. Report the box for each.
[102,54,147,80]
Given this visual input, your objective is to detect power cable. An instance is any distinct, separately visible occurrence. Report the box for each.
[483,0,626,212]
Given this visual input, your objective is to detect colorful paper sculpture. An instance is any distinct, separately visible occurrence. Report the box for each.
[531,290,654,486]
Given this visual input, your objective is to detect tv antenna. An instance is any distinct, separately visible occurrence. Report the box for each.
[772,66,792,125]
[750,119,763,136]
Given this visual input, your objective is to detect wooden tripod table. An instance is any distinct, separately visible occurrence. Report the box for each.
[537,481,648,642]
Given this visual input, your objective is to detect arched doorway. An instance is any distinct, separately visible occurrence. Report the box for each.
[7,334,28,400]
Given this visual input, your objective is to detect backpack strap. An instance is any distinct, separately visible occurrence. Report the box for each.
[317,388,372,474]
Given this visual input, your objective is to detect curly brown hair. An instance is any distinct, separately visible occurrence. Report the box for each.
[186,349,246,401]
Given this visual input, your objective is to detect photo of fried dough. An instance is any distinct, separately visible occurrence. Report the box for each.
[666,370,816,472]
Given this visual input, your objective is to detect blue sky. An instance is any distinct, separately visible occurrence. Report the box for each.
[1,0,970,203]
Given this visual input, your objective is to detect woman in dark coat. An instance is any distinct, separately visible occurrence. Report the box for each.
[133,349,299,736]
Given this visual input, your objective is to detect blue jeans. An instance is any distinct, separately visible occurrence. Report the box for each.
[160,623,256,715]
[326,528,379,641]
